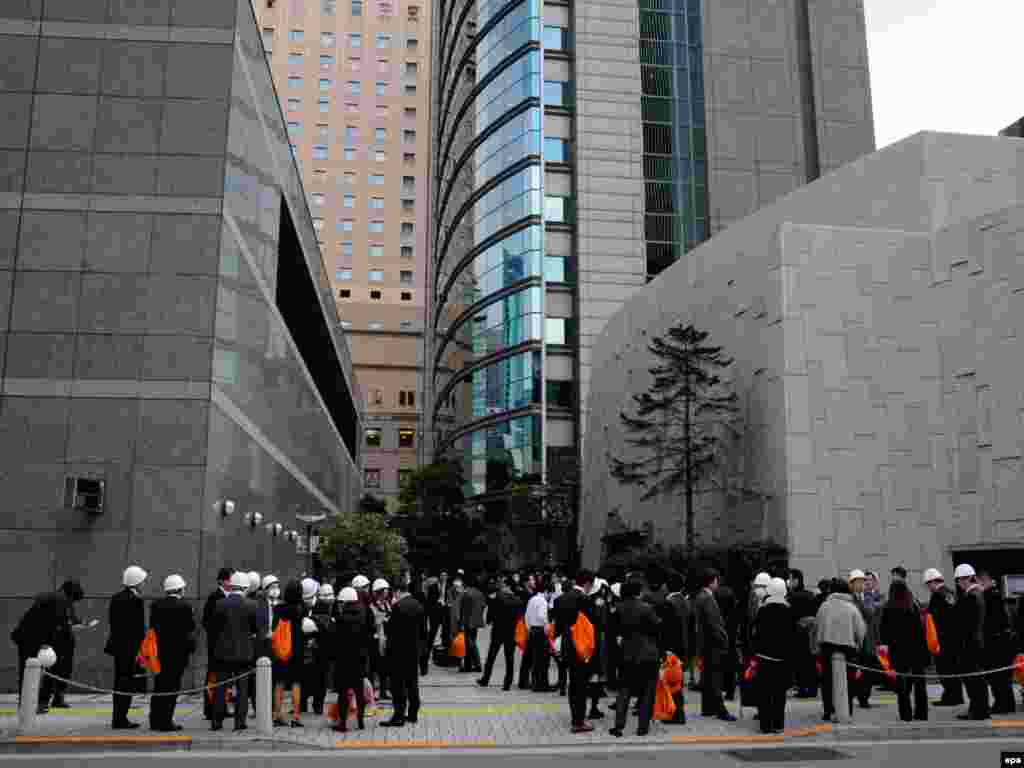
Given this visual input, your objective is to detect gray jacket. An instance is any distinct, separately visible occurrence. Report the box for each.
[813,593,866,654]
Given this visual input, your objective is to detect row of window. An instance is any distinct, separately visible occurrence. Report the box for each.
[296,145,418,164]
[363,467,415,490]
[285,77,419,97]
[285,99,416,122]
[274,0,418,20]
[338,288,414,301]
[285,52,419,76]
[314,219,415,236]
[335,269,414,283]
[365,426,416,447]
[288,124,417,144]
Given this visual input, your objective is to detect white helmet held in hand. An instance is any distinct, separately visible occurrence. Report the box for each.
[923,568,944,584]
[753,572,771,589]
[123,566,148,588]
[372,578,389,592]
[848,569,866,582]
[318,583,335,601]
[247,571,261,591]
[301,578,319,599]
[610,582,621,599]
[338,587,359,603]
[766,577,788,599]
[163,574,186,593]
[953,563,976,579]
[230,571,250,590]
[352,575,370,589]
[37,646,58,668]
[301,616,318,634]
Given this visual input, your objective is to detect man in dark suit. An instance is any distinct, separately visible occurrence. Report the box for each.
[478,577,522,690]
[458,576,487,673]
[201,567,233,720]
[609,579,662,737]
[554,569,597,734]
[105,566,148,729]
[50,580,86,709]
[693,568,735,721]
[11,585,72,714]
[148,574,196,731]
[207,572,259,731]
[659,571,689,724]
[381,580,426,727]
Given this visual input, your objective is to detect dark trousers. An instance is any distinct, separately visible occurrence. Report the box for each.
[371,643,389,695]
[963,658,990,719]
[819,645,854,718]
[336,679,366,726]
[987,639,1016,713]
[894,665,927,721]
[52,643,74,702]
[527,628,549,690]
[150,663,186,728]
[568,661,591,726]
[427,605,445,650]
[112,656,139,724]
[936,650,964,704]
[212,662,250,727]
[481,631,516,687]
[722,647,738,699]
[557,655,568,693]
[306,662,330,711]
[700,650,727,715]
[518,634,534,688]
[17,652,55,709]
[794,639,819,695]
[389,661,420,722]
[462,627,482,671]
[757,660,789,733]
[614,661,657,732]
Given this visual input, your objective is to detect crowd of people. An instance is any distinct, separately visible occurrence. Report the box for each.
[8,560,1023,737]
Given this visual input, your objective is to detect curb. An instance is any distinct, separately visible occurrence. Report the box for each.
[335,740,499,749]
[12,735,193,748]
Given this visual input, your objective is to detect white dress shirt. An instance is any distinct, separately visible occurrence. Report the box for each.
[526,593,549,627]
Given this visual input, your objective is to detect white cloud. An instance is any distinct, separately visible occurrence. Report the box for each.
[864,0,1023,148]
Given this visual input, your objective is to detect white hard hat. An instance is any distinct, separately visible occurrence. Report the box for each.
[352,575,370,589]
[753,572,771,588]
[767,577,788,599]
[301,578,319,599]
[37,646,58,668]
[301,616,317,634]
[262,574,280,590]
[123,566,148,588]
[230,571,250,590]
[610,583,622,599]
[589,578,607,595]
[247,571,261,591]
[848,569,866,582]
[338,587,359,603]
[318,583,335,600]
[923,568,944,584]
[953,563,976,579]
[372,578,389,592]
[163,574,186,593]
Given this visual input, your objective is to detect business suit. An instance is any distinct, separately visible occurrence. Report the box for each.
[693,589,730,716]
[208,592,259,728]
[553,587,593,727]
[459,586,487,672]
[613,597,662,733]
[148,595,196,729]
[201,587,227,718]
[659,592,689,722]
[105,588,146,726]
[480,591,521,688]
[957,586,988,719]
[12,590,69,711]
[385,593,426,723]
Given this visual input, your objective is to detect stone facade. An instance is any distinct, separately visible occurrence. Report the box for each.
[581,132,1024,590]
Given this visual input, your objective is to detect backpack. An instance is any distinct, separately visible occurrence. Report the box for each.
[272,619,293,662]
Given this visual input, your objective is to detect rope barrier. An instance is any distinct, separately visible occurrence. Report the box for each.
[39,668,256,699]
[753,653,1023,681]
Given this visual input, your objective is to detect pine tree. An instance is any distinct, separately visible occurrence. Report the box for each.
[608,323,739,554]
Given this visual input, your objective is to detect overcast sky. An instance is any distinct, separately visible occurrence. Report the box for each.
[864,0,1022,148]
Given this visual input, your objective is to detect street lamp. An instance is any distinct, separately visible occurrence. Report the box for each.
[296,512,327,579]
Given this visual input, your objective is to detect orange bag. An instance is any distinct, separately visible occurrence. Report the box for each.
[653,678,677,721]
[696,656,704,673]
[925,613,940,656]
[1013,654,1024,686]
[743,658,758,683]
[138,628,160,674]
[545,623,557,652]
[515,617,528,651]
[450,632,466,659]
[326,702,341,723]
[571,612,595,664]
[661,653,683,693]
[877,646,896,682]
[272,618,293,662]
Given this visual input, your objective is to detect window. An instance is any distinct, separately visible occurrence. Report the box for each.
[349,57,361,71]
[398,429,415,448]
[545,195,573,223]
[370,173,384,185]
[288,76,303,88]
[341,241,353,256]
[401,175,415,192]
[403,152,415,164]
[311,192,325,206]
[544,137,569,163]
[369,221,384,233]
[407,4,419,20]
[370,197,384,209]
[401,222,414,237]
[375,128,387,143]
[346,102,360,113]
[378,59,390,73]
[313,145,328,159]
[320,54,335,69]
[402,129,416,144]
[349,33,361,48]
[364,468,380,487]
[288,52,304,65]
[546,380,573,408]
[342,172,356,187]
[321,32,336,47]
[336,269,352,280]
[287,97,302,111]
[344,148,356,160]
[322,0,336,13]
[344,125,359,144]
[318,97,329,112]
[370,290,382,300]
[406,37,418,51]
[369,244,384,258]
[351,0,362,15]
[543,25,569,51]
[317,124,330,141]
[404,107,416,120]
[368,270,384,282]
[343,194,355,207]
[287,121,302,137]
[399,270,413,284]
[400,291,412,301]
[400,246,413,259]
[262,28,274,52]
[376,106,390,119]
[398,468,412,488]
[405,62,418,76]
[375,150,387,162]
[341,219,353,232]
[376,81,387,96]
[545,317,572,345]
[544,255,573,283]
[401,199,414,212]
[289,29,304,42]
[544,80,574,108]
[348,80,361,95]
[339,289,351,298]
[399,320,413,330]
[368,321,384,331]
[319,78,332,91]
[404,84,417,96]
[376,32,392,49]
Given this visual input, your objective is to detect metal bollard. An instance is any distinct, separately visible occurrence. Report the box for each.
[255,657,272,736]
[18,658,42,733]
[831,651,851,723]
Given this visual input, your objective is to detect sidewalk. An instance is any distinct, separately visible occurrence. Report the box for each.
[2,628,1022,752]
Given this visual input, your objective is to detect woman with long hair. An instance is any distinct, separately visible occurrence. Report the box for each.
[879,580,929,721]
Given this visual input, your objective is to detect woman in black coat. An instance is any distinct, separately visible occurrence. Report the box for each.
[879,581,928,721]
[332,588,372,732]
[272,580,308,727]
[751,578,795,734]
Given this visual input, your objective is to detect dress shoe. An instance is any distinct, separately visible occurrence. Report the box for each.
[609,727,623,738]
[36,706,49,715]
[273,719,288,727]
[571,722,594,734]
[587,708,605,720]
[408,716,418,723]
[477,679,489,687]
[290,719,304,728]
[380,718,406,727]
[636,728,649,736]
[717,712,737,722]
[502,685,511,692]
[51,699,71,709]
[234,724,248,732]
[210,722,223,732]
[957,713,989,721]
[112,721,140,730]
[665,716,686,725]
[333,723,348,733]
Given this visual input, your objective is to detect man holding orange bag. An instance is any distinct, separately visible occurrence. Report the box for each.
[148,574,195,732]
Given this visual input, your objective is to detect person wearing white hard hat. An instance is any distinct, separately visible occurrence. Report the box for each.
[922,568,963,707]
[148,575,196,732]
[272,580,309,727]
[750,577,793,734]
[106,565,148,729]
[744,572,772,649]
[305,583,336,715]
[952,563,989,720]
[976,569,1016,715]
[202,567,235,721]
[12,580,79,714]
[369,578,392,700]
[846,569,877,709]
[207,571,259,731]
[813,578,866,722]
[296,578,322,715]
[331,587,371,732]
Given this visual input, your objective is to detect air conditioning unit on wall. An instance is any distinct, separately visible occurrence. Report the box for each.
[65,477,106,515]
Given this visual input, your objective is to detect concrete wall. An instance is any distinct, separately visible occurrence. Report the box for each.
[582,132,1024,594]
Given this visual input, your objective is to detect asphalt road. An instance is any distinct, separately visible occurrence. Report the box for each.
[1,738,1020,768]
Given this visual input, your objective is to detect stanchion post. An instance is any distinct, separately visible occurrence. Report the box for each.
[256,657,272,736]
[18,659,41,733]
[832,651,851,723]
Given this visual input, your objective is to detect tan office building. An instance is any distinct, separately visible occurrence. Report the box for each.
[255,0,429,504]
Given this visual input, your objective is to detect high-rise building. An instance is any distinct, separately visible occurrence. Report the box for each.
[255,0,430,505]
[426,0,874,565]
[1000,117,1024,138]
